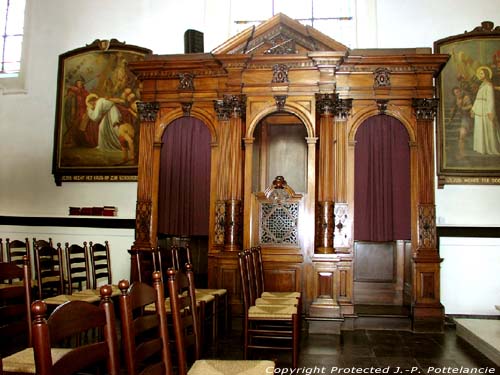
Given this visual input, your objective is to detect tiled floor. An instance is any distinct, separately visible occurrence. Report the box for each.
[207,323,500,374]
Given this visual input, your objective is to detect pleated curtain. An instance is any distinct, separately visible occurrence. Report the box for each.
[354,115,411,241]
[158,117,211,236]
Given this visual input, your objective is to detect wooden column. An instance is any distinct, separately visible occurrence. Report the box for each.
[412,98,444,331]
[315,94,336,254]
[214,94,246,251]
[130,101,160,282]
[310,94,352,320]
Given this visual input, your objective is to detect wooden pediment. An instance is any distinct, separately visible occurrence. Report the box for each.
[212,13,349,55]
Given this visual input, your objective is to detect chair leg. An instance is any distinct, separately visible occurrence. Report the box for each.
[292,313,300,368]
[244,316,249,360]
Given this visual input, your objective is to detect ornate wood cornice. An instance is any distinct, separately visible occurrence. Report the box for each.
[465,20,500,34]
[412,98,439,120]
[214,94,247,120]
[137,101,160,122]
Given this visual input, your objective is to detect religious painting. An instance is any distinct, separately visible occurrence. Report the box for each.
[52,39,151,185]
[435,21,500,187]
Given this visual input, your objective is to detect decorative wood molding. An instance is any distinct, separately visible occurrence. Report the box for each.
[316,201,334,253]
[334,203,351,248]
[374,67,391,87]
[135,200,153,244]
[417,204,437,249]
[177,72,195,90]
[465,20,500,34]
[272,64,289,83]
[274,95,287,111]
[376,99,390,114]
[214,200,225,245]
[181,102,193,117]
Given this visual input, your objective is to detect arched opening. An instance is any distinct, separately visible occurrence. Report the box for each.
[353,114,411,308]
[252,112,308,194]
[157,116,211,286]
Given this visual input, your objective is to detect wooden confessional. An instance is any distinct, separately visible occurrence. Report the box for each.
[128,14,448,331]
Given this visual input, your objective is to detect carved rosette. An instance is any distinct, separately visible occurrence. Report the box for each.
[224,199,242,250]
[412,98,438,120]
[214,200,225,245]
[137,101,160,122]
[315,93,352,119]
[374,67,391,87]
[334,203,351,248]
[214,94,246,121]
[417,204,436,249]
[316,201,334,252]
[135,200,152,243]
[178,72,195,90]
[272,64,289,83]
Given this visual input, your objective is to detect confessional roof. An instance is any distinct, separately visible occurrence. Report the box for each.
[212,13,349,55]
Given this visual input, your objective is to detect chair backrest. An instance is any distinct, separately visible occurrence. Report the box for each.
[0,256,32,356]
[89,241,112,288]
[118,271,173,375]
[0,238,3,262]
[166,265,202,375]
[32,238,53,250]
[237,250,253,311]
[33,243,64,300]
[31,285,120,375]
[251,246,265,296]
[5,238,30,268]
[64,242,91,294]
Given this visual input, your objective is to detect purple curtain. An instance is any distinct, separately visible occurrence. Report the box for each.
[158,117,211,236]
[354,115,411,241]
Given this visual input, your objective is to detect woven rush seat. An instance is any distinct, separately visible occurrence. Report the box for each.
[187,359,275,375]
[255,297,299,306]
[261,291,301,298]
[196,288,227,296]
[248,304,297,319]
[2,348,71,373]
[43,293,101,305]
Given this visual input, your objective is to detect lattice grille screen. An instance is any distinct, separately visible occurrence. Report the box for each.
[259,202,299,245]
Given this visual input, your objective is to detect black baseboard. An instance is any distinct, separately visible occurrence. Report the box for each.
[0,215,135,229]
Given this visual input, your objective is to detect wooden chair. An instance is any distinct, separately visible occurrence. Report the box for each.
[1,285,120,375]
[89,241,112,288]
[169,245,217,350]
[176,244,230,337]
[238,251,300,368]
[5,238,31,268]
[118,271,173,375]
[33,243,64,300]
[251,246,301,299]
[0,238,4,262]
[166,266,275,375]
[64,242,91,294]
[0,256,32,357]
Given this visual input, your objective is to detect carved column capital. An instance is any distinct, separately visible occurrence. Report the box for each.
[315,93,352,119]
[137,101,160,122]
[214,94,247,120]
[412,98,439,120]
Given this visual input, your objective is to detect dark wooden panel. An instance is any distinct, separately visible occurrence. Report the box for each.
[354,241,394,282]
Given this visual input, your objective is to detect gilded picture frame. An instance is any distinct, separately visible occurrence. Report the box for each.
[52,39,151,185]
[435,21,500,188]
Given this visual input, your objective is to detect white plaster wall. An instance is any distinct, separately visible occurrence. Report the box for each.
[0,0,498,313]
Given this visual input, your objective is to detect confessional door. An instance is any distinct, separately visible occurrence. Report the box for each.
[353,115,412,306]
